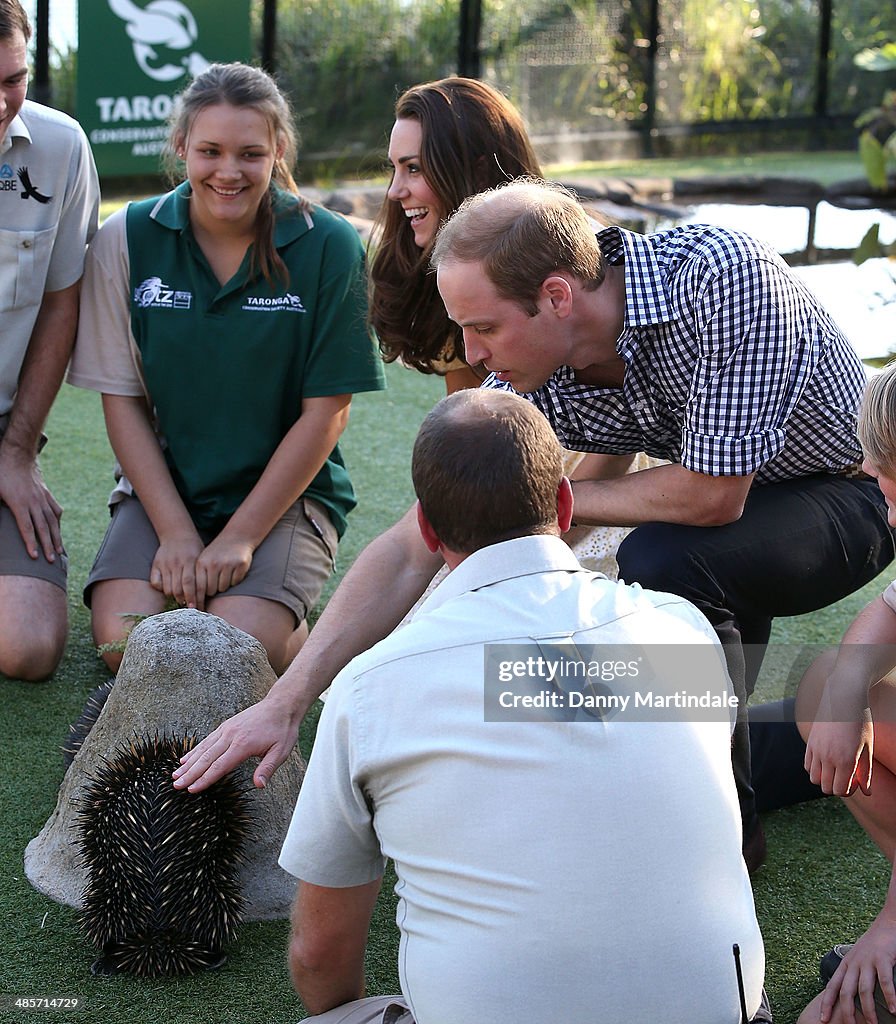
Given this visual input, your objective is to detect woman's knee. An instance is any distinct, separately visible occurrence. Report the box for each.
[89,580,166,659]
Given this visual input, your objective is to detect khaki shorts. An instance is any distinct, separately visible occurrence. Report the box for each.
[303,997,413,1024]
[84,493,338,625]
[0,503,67,590]
[0,416,66,590]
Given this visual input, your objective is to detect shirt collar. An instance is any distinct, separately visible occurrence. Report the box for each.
[597,224,675,329]
[0,111,30,156]
[418,535,585,615]
[149,181,315,246]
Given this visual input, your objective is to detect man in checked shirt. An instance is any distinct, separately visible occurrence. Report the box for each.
[175,178,894,872]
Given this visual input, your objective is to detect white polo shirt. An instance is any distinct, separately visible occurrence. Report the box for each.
[280,534,765,1024]
[0,100,99,415]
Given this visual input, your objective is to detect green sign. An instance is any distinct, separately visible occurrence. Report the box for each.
[77,0,251,176]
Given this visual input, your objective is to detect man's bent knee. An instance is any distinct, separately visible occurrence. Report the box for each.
[0,639,66,681]
[616,523,702,591]
[0,576,67,680]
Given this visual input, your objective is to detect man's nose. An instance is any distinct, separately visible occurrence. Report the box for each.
[462,330,488,367]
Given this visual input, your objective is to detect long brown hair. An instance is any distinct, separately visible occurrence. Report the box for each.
[369,77,542,374]
[165,62,308,286]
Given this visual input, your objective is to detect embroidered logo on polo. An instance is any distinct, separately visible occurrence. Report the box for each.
[134,276,192,309]
[0,163,17,192]
[17,167,52,203]
[241,293,307,313]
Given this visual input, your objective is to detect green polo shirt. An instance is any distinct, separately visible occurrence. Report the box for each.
[125,184,384,537]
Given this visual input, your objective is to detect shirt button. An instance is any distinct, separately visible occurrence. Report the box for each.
[22,239,31,249]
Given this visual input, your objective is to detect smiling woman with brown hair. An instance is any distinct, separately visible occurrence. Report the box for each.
[369,77,542,391]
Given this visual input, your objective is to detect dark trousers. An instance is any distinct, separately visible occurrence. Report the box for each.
[616,474,895,838]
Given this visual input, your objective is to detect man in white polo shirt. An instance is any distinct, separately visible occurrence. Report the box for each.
[279,388,769,1024]
[0,0,99,679]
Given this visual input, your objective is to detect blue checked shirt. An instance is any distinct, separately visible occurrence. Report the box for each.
[487,225,866,483]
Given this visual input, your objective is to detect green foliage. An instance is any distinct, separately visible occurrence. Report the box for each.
[676,0,791,122]
[856,42,896,72]
[48,43,77,115]
[851,42,896,267]
[854,42,896,189]
[274,0,459,165]
[854,222,884,264]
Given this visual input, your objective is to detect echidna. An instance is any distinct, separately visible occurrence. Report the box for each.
[76,732,253,977]
[62,678,117,769]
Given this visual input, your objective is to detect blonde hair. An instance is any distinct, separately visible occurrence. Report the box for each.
[858,362,896,474]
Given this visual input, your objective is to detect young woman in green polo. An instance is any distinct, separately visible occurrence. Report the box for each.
[69,63,385,674]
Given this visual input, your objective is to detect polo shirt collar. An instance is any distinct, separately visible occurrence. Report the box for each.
[148,181,314,247]
[147,181,192,230]
[0,111,30,156]
[419,535,584,615]
[272,188,315,245]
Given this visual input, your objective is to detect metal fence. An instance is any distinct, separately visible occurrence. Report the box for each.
[263,0,896,169]
[29,0,896,169]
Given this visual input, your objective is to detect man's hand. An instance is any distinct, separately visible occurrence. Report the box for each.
[820,917,896,1024]
[172,695,301,791]
[149,533,205,608]
[0,446,63,561]
[805,713,874,797]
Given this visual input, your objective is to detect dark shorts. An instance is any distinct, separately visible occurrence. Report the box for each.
[84,493,338,625]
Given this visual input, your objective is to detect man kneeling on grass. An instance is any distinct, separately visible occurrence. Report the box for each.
[278,388,770,1024]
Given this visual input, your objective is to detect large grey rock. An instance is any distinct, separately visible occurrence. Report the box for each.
[25,609,304,920]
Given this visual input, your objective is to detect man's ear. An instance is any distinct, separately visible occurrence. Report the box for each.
[557,476,574,532]
[541,275,574,318]
[416,501,442,553]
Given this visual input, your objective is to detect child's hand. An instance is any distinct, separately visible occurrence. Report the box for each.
[805,712,873,797]
[195,534,255,598]
[819,916,896,1024]
[150,533,206,609]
